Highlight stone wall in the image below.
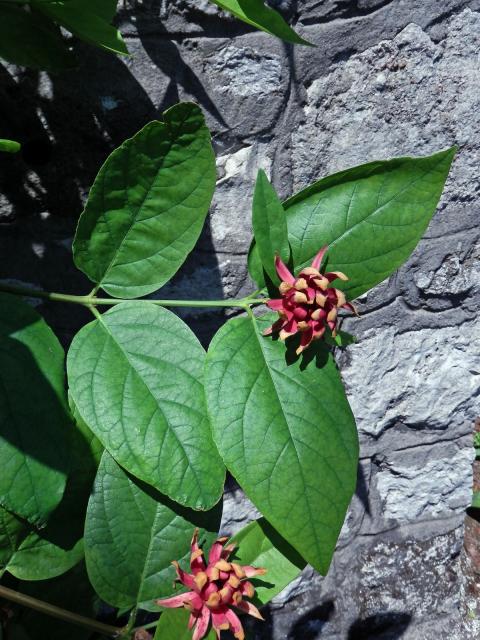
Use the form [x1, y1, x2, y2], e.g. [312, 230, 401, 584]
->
[1, 1, 480, 638]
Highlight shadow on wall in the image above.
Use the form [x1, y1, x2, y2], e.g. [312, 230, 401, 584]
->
[0, 2, 237, 346]
[347, 612, 412, 639]
[288, 600, 335, 638]
[234, 600, 411, 639]
[287, 603, 411, 639]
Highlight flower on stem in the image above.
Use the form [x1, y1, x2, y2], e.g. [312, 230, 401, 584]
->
[264, 246, 357, 355]
[156, 530, 266, 640]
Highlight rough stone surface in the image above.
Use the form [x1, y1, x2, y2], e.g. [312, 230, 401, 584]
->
[1, 1, 479, 638]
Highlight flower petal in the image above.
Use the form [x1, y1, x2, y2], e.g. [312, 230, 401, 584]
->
[243, 566, 267, 578]
[236, 599, 264, 621]
[325, 270, 348, 282]
[208, 536, 229, 565]
[192, 606, 211, 640]
[172, 561, 197, 591]
[266, 298, 284, 311]
[275, 255, 295, 285]
[211, 610, 230, 633]
[190, 530, 206, 574]
[293, 307, 308, 320]
[189, 613, 198, 630]
[225, 608, 245, 640]
[156, 591, 200, 609]
[311, 245, 328, 270]
[296, 327, 314, 355]
[240, 580, 255, 598]
[221, 543, 237, 560]
[342, 302, 359, 316]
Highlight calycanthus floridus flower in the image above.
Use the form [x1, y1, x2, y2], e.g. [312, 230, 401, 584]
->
[264, 246, 357, 354]
[156, 530, 266, 640]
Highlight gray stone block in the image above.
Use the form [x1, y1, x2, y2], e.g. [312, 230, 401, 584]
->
[1, 1, 479, 637]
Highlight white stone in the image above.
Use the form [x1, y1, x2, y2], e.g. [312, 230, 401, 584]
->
[376, 446, 474, 524]
[344, 320, 480, 437]
[205, 44, 282, 98]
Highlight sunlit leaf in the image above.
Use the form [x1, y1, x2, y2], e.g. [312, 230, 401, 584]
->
[249, 149, 456, 299]
[205, 313, 358, 574]
[67, 302, 225, 510]
[154, 609, 216, 640]
[73, 103, 216, 298]
[210, 0, 311, 45]
[0, 140, 21, 154]
[252, 169, 290, 285]
[85, 452, 222, 610]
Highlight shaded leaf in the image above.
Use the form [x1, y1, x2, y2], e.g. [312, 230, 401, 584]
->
[231, 518, 306, 605]
[85, 451, 222, 610]
[34, 0, 128, 56]
[0, 6, 75, 71]
[252, 169, 290, 285]
[205, 313, 358, 574]
[210, 0, 311, 45]
[3, 524, 83, 582]
[67, 302, 225, 510]
[249, 149, 456, 299]
[0, 294, 69, 526]
[0, 508, 26, 569]
[324, 330, 356, 348]
[0, 397, 102, 581]
[73, 103, 216, 298]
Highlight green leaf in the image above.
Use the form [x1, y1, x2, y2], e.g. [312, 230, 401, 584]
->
[467, 491, 480, 523]
[154, 609, 216, 640]
[0, 294, 70, 526]
[73, 103, 216, 299]
[0, 397, 102, 581]
[209, 0, 312, 46]
[324, 330, 356, 348]
[249, 149, 456, 299]
[85, 451, 222, 610]
[470, 491, 480, 510]
[0, 139, 21, 154]
[0, 6, 75, 71]
[231, 518, 306, 605]
[248, 240, 265, 290]
[34, 1, 128, 56]
[63, 0, 118, 22]
[67, 302, 225, 510]
[473, 433, 480, 460]
[205, 313, 358, 574]
[0, 508, 26, 568]
[4, 525, 83, 582]
[252, 170, 290, 285]
[0, 500, 83, 583]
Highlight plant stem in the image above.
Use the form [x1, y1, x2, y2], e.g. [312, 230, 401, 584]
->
[0, 585, 123, 638]
[0, 282, 266, 310]
[119, 607, 138, 639]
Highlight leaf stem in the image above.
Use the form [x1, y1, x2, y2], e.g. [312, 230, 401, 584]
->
[0, 584, 123, 638]
[0, 282, 266, 310]
[119, 607, 138, 639]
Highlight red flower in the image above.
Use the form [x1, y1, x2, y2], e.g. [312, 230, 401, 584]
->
[156, 530, 266, 640]
[264, 246, 356, 354]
